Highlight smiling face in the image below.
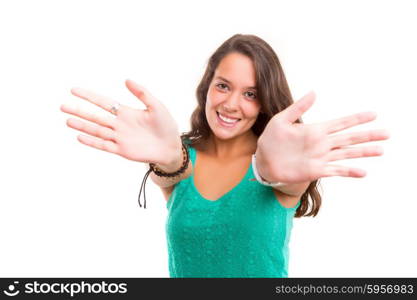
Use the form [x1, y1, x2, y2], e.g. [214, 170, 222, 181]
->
[205, 52, 262, 140]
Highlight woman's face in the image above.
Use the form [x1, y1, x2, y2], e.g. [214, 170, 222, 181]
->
[205, 52, 262, 140]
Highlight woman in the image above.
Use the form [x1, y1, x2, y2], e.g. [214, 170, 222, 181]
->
[61, 34, 390, 277]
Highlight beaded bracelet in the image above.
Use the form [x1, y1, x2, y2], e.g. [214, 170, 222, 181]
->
[149, 142, 190, 177]
[138, 141, 190, 208]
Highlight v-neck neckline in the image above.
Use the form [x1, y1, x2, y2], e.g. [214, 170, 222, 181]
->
[190, 149, 253, 203]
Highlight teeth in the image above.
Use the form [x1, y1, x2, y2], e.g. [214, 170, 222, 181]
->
[218, 112, 239, 123]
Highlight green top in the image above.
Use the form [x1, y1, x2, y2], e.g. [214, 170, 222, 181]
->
[165, 141, 300, 278]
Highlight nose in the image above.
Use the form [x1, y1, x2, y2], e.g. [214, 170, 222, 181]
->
[222, 91, 240, 112]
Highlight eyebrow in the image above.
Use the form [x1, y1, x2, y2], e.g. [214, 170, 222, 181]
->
[215, 76, 257, 90]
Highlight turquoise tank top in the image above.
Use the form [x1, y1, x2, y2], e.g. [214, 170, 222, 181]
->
[165, 141, 300, 278]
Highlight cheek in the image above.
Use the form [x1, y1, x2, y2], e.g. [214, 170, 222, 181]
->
[242, 103, 262, 119]
[206, 89, 224, 108]
[205, 92, 218, 120]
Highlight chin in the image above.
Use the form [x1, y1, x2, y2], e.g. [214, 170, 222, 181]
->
[213, 132, 234, 140]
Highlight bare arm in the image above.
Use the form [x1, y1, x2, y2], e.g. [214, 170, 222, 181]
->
[148, 138, 193, 188]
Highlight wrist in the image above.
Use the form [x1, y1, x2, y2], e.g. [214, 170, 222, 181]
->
[156, 148, 184, 173]
[252, 152, 285, 187]
[254, 147, 275, 182]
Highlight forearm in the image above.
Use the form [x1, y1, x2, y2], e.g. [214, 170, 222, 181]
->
[254, 147, 310, 197]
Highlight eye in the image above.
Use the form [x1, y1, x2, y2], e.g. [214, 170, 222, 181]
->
[245, 91, 257, 99]
[216, 83, 228, 90]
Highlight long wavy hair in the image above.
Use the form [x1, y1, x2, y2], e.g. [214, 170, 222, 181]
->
[181, 34, 322, 217]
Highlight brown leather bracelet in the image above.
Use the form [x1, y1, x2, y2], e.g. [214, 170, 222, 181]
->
[149, 141, 190, 177]
[138, 140, 190, 209]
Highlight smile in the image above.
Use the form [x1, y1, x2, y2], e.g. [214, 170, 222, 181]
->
[216, 111, 241, 128]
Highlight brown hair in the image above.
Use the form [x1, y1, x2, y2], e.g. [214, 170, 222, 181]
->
[181, 34, 322, 217]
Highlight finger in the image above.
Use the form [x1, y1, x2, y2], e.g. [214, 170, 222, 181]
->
[280, 91, 315, 123]
[125, 79, 156, 110]
[322, 164, 367, 178]
[330, 129, 390, 148]
[77, 134, 119, 155]
[60, 104, 116, 129]
[323, 111, 377, 134]
[326, 145, 384, 162]
[66, 118, 116, 141]
[71, 87, 127, 114]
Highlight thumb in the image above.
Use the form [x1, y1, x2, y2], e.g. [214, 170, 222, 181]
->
[125, 79, 155, 110]
[281, 91, 316, 123]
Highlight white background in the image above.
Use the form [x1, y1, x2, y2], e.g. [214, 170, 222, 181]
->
[0, 0, 415, 277]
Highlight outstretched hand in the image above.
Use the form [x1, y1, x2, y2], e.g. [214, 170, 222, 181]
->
[61, 79, 182, 166]
[255, 92, 390, 184]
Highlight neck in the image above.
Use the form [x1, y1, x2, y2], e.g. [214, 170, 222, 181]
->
[205, 130, 258, 160]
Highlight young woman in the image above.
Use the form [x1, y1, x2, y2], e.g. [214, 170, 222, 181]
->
[61, 34, 390, 277]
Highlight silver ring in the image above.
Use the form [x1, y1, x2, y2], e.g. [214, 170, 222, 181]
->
[110, 102, 120, 115]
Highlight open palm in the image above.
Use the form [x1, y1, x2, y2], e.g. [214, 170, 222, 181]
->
[255, 92, 390, 184]
[61, 79, 182, 166]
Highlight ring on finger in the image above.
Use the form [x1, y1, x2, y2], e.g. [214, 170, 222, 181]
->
[110, 102, 121, 115]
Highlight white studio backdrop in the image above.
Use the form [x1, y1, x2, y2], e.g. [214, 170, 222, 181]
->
[0, 0, 415, 277]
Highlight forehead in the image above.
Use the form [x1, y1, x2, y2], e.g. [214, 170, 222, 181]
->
[214, 52, 256, 88]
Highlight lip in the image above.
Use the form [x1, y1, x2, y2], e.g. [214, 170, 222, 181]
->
[217, 111, 241, 120]
[216, 111, 240, 128]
